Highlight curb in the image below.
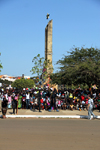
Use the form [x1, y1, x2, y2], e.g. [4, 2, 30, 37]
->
[0, 115, 100, 119]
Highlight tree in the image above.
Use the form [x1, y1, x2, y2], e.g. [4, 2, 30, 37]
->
[30, 54, 53, 85]
[11, 78, 35, 90]
[56, 47, 100, 87]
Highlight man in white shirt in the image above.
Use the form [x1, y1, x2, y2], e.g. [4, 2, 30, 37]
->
[26, 92, 30, 109]
[87, 96, 96, 120]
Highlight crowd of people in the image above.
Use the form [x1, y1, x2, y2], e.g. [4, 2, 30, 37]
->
[0, 84, 100, 119]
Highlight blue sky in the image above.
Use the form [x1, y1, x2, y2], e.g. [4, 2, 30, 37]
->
[0, 0, 100, 77]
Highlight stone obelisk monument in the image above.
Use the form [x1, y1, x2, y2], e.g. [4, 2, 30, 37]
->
[45, 19, 53, 73]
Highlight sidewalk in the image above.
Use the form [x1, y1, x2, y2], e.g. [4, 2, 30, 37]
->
[0, 108, 100, 119]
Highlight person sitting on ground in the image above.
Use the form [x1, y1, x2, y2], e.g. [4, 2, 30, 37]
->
[62, 98, 66, 110]
[79, 101, 82, 111]
[70, 102, 74, 111]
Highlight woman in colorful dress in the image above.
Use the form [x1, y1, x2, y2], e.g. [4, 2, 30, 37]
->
[18, 93, 22, 109]
[8, 93, 12, 109]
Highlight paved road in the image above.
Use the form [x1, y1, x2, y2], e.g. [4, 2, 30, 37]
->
[0, 119, 100, 150]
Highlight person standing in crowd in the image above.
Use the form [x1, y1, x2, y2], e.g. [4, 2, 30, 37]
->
[29, 91, 33, 110]
[4, 91, 8, 101]
[22, 92, 26, 109]
[26, 91, 30, 109]
[2, 96, 8, 118]
[12, 93, 18, 115]
[87, 96, 96, 120]
[38, 89, 41, 112]
[33, 93, 36, 111]
[8, 93, 12, 109]
[18, 92, 22, 109]
[0, 91, 3, 111]
[42, 88, 47, 110]
[97, 93, 100, 112]
[51, 88, 59, 112]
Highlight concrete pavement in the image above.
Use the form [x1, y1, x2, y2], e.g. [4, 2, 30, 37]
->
[0, 108, 100, 119]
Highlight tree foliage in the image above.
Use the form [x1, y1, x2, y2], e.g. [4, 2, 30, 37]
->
[30, 54, 53, 84]
[11, 78, 35, 89]
[31, 54, 44, 77]
[54, 47, 100, 86]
